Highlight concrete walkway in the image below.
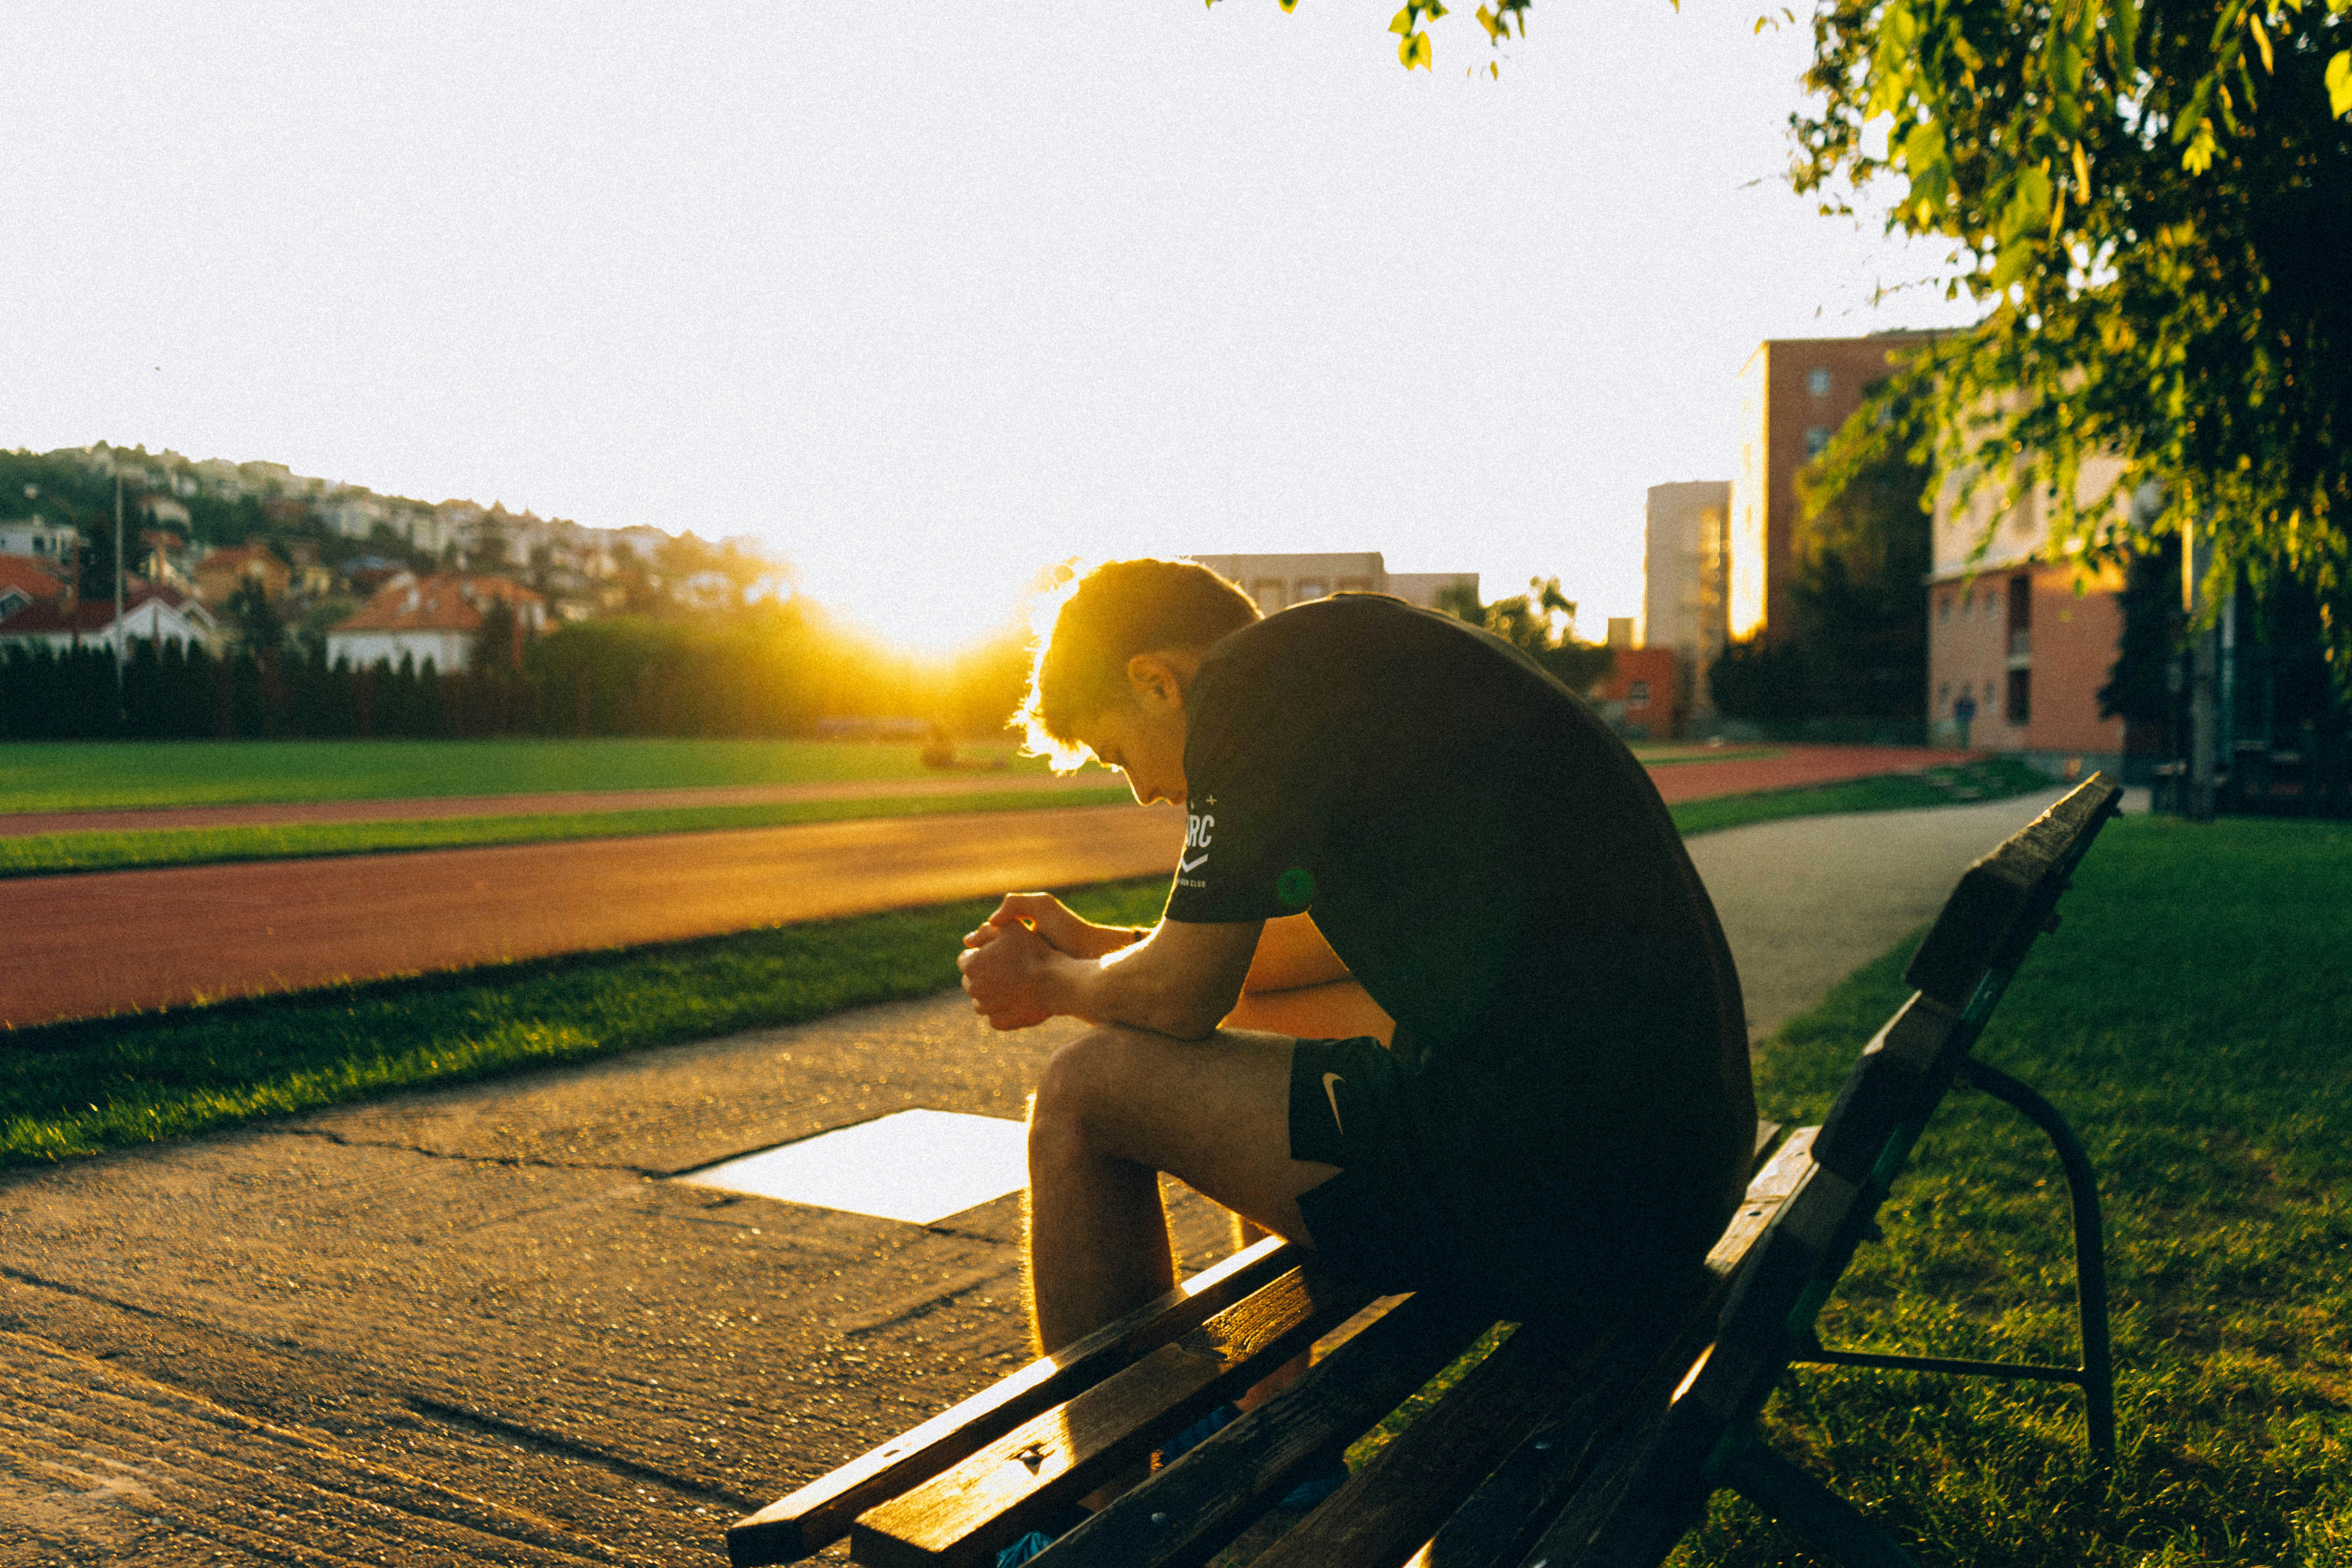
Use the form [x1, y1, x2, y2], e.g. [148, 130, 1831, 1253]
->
[0, 787, 2091, 1566]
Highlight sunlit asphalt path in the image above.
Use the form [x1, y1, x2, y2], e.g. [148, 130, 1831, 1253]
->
[1, 803, 1184, 1027]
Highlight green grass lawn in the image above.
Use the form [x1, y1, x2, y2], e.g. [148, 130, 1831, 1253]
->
[0, 737, 1081, 813]
[1674, 812, 2352, 1566]
[0, 787, 1136, 878]
[0, 754, 2050, 880]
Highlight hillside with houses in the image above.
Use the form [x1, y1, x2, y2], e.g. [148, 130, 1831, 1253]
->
[0, 442, 789, 672]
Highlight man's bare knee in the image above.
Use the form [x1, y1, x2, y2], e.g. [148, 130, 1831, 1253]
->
[1030, 1025, 1154, 1149]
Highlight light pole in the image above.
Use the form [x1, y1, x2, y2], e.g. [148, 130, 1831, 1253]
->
[114, 473, 127, 705]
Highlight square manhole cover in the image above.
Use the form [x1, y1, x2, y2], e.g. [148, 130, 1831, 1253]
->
[675, 1109, 1029, 1224]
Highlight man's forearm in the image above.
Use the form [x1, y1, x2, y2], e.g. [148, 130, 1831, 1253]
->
[1039, 928, 1245, 1040]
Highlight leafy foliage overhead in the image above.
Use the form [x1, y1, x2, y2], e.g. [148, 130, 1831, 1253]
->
[1794, 0, 2350, 666]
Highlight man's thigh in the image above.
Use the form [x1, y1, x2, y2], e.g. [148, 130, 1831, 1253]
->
[1042, 1025, 1341, 1245]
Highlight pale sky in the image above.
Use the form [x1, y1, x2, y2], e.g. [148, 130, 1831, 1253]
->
[2, 2, 1981, 654]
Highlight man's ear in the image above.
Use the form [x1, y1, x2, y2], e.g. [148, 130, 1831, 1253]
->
[1124, 652, 1185, 712]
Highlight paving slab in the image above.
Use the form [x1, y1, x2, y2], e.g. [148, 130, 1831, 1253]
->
[0, 784, 2105, 1564]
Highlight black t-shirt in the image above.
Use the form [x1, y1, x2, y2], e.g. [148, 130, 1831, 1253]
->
[1167, 594, 1749, 1173]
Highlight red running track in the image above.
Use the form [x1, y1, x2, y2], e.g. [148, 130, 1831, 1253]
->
[2, 804, 1185, 1028]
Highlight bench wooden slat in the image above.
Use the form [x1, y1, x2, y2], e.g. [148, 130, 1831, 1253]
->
[726, 1234, 1299, 1566]
[1904, 778, 2120, 1008]
[1028, 1288, 1497, 1568]
[851, 1258, 1374, 1568]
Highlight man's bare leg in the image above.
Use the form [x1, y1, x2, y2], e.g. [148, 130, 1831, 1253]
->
[1217, 979, 1395, 1408]
[1027, 1023, 1340, 1508]
[1025, 1024, 1336, 1354]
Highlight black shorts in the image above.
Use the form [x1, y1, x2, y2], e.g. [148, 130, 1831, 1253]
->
[1285, 1036, 1725, 1327]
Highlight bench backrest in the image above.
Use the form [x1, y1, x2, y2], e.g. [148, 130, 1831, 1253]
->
[1567, 775, 2123, 1562]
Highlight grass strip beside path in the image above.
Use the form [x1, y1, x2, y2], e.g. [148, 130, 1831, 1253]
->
[1679, 812, 2352, 1566]
[4, 757, 2049, 879]
[1667, 755, 2052, 837]
[0, 787, 1137, 878]
[0, 879, 1174, 1167]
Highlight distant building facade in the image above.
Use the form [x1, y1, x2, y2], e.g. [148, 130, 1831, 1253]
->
[326, 572, 546, 673]
[1590, 646, 1681, 740]
[1640, 480, 1731, 722]
[0, 519, 81, 569]
[1187, 553, 1477, 614]
[1729, 333, 1934, 643]
[193, 544, 292, 605]
[1926, 456, 2131, 775]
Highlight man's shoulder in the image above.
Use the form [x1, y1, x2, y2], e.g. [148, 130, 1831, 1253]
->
[1203, 593, 1465, 675]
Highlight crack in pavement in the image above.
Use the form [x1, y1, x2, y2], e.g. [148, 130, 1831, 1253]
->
[403, 1397, 759, 1512]
[0, 1263, 370, 1383]
[270, 1124, 659, 1176]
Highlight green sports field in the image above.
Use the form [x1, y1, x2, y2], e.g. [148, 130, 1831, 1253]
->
[0, 737, 1082, 813]
[0, 737, 1739, 817]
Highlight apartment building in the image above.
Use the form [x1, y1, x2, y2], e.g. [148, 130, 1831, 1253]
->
[1926, 458, 2131, 774]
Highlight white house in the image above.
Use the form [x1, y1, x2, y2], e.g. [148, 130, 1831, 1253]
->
[0, 584, 218, 654]
[0, 519, 81, 568]
[325, 572, 547, 673]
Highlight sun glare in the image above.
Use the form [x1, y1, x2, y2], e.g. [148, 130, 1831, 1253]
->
[801, 559, 1036, 659]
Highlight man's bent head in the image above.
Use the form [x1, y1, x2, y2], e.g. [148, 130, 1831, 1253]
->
[1020, 559, 1260, 778]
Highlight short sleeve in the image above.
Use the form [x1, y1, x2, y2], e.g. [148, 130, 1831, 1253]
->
[1163, 649, 1323, 925]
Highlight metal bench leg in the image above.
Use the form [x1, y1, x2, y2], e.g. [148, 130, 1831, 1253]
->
[1720, 1441, 1919, 1568]
[1955, 1057, 2117, 1464]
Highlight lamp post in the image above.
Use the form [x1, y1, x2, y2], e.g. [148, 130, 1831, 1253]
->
[114, 473, 127, 706]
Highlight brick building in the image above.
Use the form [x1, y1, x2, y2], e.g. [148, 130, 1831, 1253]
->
[1728, 333, 1935, 643]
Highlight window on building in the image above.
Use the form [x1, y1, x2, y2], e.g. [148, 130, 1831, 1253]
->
[1628, 680, 1650, 707]
[1807, 367, 1831, 397]
[1294, 578, 1330, 603]
[1250, 579, 1286, 612]
[2008, 573, 2032, 632]
[1937, 681, 1950, 704]
[1804, 426, 1832, 457]
[2006, 667, 2031, 725]
[1937, 594, 1951, 623]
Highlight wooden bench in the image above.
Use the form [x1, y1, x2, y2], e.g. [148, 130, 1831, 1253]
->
[728, 776, 2124, 1568]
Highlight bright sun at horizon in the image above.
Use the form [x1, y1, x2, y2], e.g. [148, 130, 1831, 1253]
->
[793, 553, 1043, 661]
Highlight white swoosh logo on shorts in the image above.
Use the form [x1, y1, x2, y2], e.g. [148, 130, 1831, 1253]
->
[1178, 852, 1208, 873]
[1321, 1073, 1345, 1135]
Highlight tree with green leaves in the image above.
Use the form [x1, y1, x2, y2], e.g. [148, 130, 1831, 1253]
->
[224, 579, 286, 660]
[1788, 0, 2350, 673]
[1435, 575, 1616, 692]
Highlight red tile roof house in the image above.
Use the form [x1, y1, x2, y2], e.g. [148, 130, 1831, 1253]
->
[324, 572, 547, 673]
[0, 579, 219, 654]
[0, 557, 70, 623]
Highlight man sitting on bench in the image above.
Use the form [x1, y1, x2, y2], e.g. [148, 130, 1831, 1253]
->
[955, 559, 1755, 1552]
